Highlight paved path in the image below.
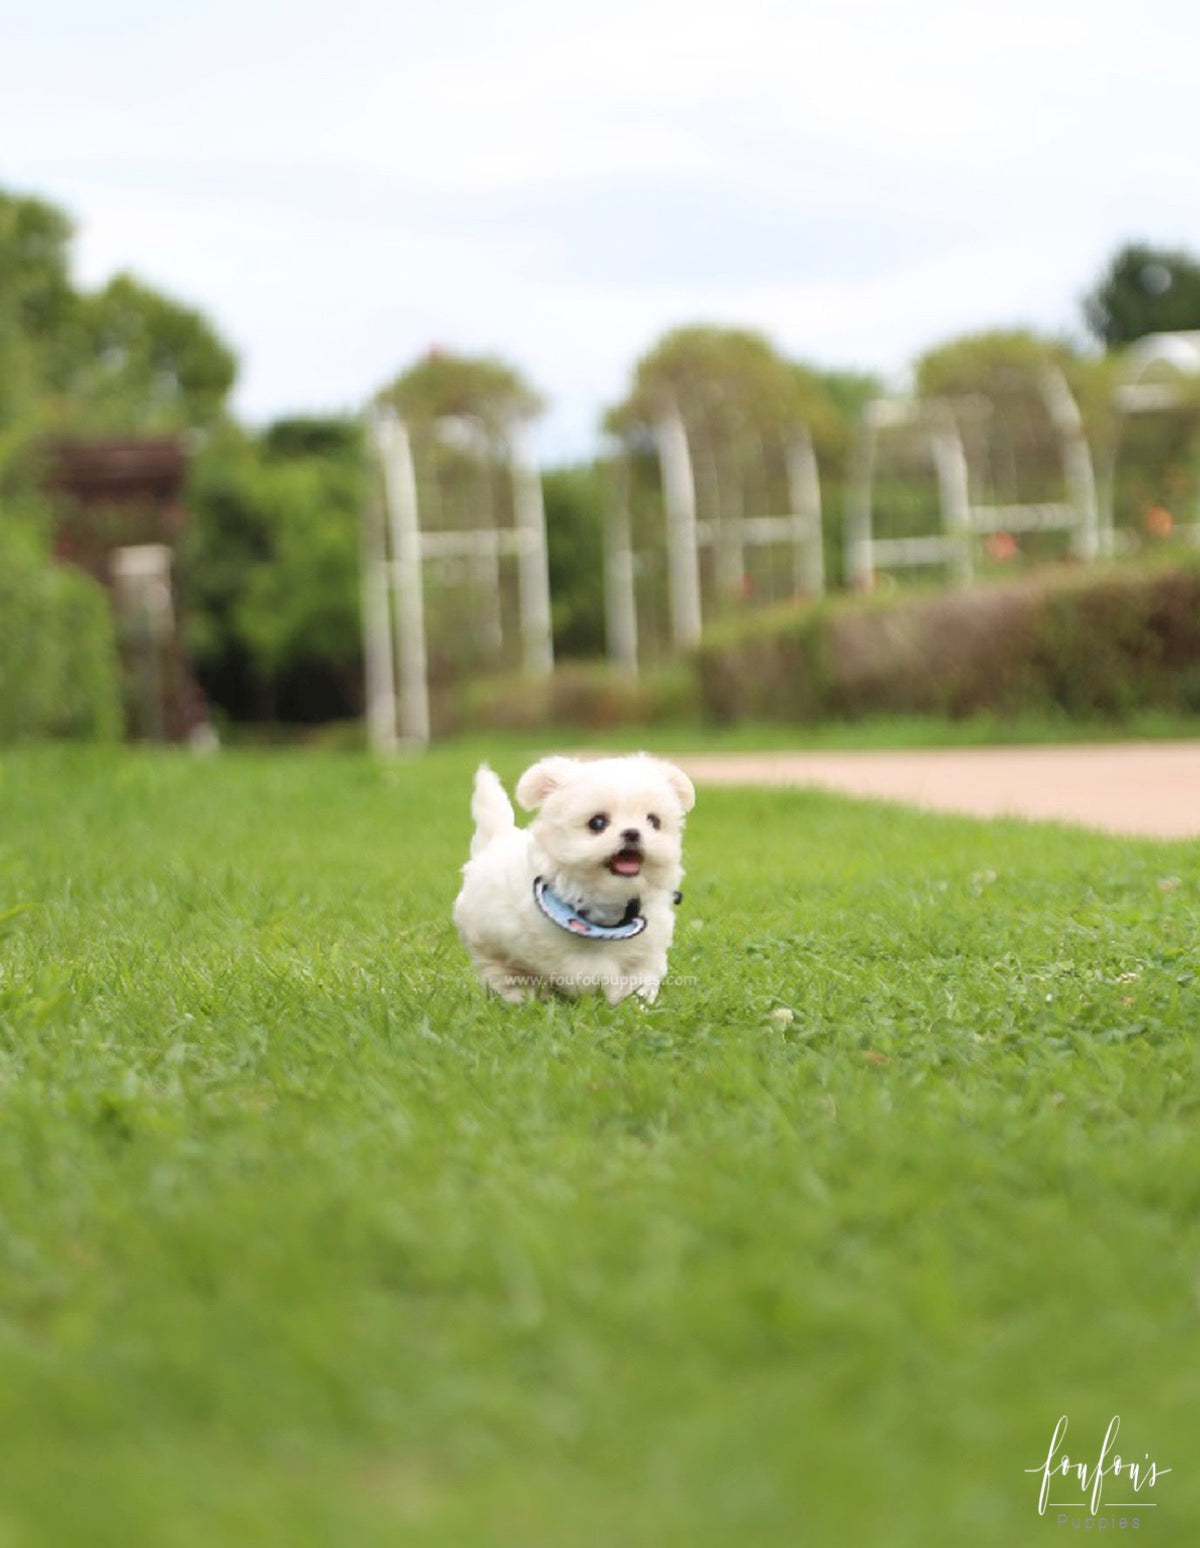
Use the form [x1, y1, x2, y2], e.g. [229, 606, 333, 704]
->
[678, 741, 1200, 840]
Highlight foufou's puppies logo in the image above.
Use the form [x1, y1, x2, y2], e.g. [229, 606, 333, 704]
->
[1025, 1415, 1170, 1525]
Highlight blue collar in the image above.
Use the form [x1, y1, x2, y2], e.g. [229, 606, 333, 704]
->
[533, 876, 648, 941]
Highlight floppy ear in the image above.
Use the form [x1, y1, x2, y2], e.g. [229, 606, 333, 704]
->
[515, 756, 580, 811]
[662, 761, 695, 813]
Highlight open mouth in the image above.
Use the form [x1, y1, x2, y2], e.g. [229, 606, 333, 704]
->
[606, 846, 643, 878]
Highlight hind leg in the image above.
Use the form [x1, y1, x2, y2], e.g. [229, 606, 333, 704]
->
[471, 951, 537, 1004]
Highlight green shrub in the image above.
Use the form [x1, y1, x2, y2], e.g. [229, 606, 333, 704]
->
[697, 602, 829, 724]
[1032, 565, 1200, 716]
[824, 582, 1044, 719]
[0, 521, 122, 742]
[453, 660, 700, 735]
[696, 560, 1200, 725]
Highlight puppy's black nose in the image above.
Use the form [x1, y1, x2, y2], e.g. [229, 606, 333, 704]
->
[621, 827, 641, 845]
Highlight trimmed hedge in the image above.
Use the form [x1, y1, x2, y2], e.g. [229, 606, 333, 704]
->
[0, 525, 122, 743]
[452, 660, 700, 736]
[696, 561, 1200, 724]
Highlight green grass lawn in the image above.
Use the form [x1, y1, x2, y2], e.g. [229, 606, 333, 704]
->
[1, 743, 1198, 1546]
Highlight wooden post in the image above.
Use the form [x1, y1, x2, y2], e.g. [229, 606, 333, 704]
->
[846, 418, 876, 591]
[1043, 366, 1100, 561]
[360, 434, 397, 753]
[655, 406, 702, 648]
[786, 428, 824, 597]
[510, 426, 554, 677]
[605, 452, 639, 675]
[472, 447, 504, 657]
[376, 408, 430, 748]
[932, 423, 973, 585]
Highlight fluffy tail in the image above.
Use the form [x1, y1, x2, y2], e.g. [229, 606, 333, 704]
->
[469, 763, 516, 858]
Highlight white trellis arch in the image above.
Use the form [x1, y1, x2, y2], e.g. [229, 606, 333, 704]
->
[1104, 330, 1200, 553]
[845, 398, 973, 591]
[362, 405, 553, 750]
[847, 368, 1099, 589]
[605, 403, 825, 673]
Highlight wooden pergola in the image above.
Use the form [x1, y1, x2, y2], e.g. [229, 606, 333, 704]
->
[43, 435, 211, 743]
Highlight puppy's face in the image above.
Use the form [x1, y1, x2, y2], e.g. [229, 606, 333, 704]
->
[516, 754, 694, 900]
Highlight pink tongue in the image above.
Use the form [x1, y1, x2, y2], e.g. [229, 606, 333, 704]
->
[612, 854, 641, 876]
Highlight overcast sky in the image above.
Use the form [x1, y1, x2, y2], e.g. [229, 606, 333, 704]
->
[4, 0, 1197, 461]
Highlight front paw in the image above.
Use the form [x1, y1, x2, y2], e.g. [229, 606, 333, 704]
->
[602, 975, 660, 1005]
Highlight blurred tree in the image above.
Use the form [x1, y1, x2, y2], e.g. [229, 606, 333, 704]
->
[916, 331, 1051, 501]
[184, 419, 365, 723]
[542, 462, 607, 657]
[61, 273, 236, 433]
[911, 330, 1109, 557]
[2, 187, 244, 735]
[815, 367, 883, 422]
[0, 190, 74, 323]
[261, 416, 361, 460]
[792, 363, 878, 477]
[0, 190, 75, 462]
[607, 326, 855, 487]
[377, 350, 542, 440]
[915, 328, 1117, 449]
[914, 328, 1075, 397]
[1082, 242, 1200, 348]
[608, 326, 810, 444]
[0, 190, 75, 342]
[606, 326, 849, 618]
[1, 189, 237, 441]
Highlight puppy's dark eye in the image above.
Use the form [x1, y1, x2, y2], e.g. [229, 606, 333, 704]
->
[587, 814, 609, 833]
[647, 813, 661, 831]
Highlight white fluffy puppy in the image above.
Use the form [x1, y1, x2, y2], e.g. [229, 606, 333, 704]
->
[453, 753, 695, 1004]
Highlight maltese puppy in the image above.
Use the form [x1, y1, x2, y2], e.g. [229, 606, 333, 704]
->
[453, 753, 696, 1003]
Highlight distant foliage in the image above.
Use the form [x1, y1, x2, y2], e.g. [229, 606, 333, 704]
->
[697, 561, 1200, 724]
[542, 463, 608, 658]
[608, 325, 852, 474]
[0, 189, 237, 442]
[1083, 242, 1200, 348]
[0, 185, 240, 736]
[61, 273, 236, 434]
[0, 517, 122, 742]
[915, 328, 1075, 395]
[184, 420, 366, 722]
[605, 326, 859, 633]
[377, 351, 543, 435]
[10, 178, 1200, 733]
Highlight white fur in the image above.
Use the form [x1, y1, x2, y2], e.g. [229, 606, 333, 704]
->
[453, 754, 695, 1004]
